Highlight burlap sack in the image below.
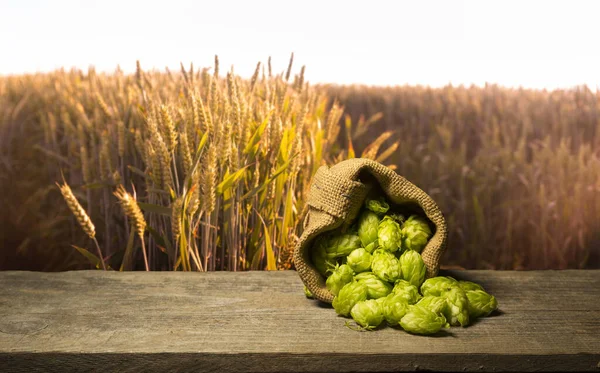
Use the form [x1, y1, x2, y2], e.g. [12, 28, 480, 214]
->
[293, 158, 447, 303]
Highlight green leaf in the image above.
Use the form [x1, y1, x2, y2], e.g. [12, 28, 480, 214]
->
[82, 182, 112, 190]
[241, 154, 296, 201]
[264, 226, 277, 271]
[255, 212, 277, 271]
[73, 245, 109, 270]
[33, 145, 73, 166]
[127, 165, 148, 178]
[146, 188, 171, 196]
[217, 166, 249, 194]
[278, 126, 295, 163]
[120, 228, 136, 271]
[244, 114, 270, 156]
[138, 202, 172, 216]
[196, 132, 209, 156]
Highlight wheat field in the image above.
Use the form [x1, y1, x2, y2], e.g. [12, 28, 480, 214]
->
[0, 57, 395, 271]
[0, 58, 598, 271]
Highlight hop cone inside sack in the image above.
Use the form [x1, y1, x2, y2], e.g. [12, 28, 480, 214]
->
[401, 216, 432, 253]
[377, 216, 403, 253]
[326, 264, 355, 296]
[347, 248, 372, 273]
[371, 249, 401, 282]
[357, 210, 380, 249]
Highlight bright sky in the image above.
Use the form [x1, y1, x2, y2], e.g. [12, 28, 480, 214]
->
[1, 0, 599, 89]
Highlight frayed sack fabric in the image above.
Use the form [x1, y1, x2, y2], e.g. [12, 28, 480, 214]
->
[294, 158, 448, 303]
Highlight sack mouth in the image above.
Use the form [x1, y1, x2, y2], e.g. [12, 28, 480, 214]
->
[356, 172, 437, 236]
[308, 184, 437, 279]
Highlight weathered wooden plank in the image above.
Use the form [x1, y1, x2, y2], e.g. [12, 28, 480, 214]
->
[0, 270, 598, 372]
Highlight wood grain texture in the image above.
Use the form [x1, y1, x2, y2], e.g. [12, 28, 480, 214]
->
[0, 270, 598, 372]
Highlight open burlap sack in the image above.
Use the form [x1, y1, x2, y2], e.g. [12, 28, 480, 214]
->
[294, 158, 447, 303]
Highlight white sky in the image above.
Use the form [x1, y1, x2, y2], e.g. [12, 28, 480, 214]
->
[1, 0, 599, 89]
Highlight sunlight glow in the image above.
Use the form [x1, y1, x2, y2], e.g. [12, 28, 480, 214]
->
[0, 0, 598, 89]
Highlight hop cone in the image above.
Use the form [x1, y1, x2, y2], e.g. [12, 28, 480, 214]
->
[371, 249, 401, 282]
[416, 295, 447, 315]
[442, 287, 470, 327]
[466, 290, 498, 318]
[421, 276, 458, 297]
[350, 299, 384, 329]
[304, 286, 314, 299]
[358, 210, 380, 248]
[458, 280, 485, 292]
[354, 272, 392, 299]
[365, 197, 389, 215]
[378, 216, 402, 253]
[382, 293, 410, 325]
[392, 279, 422, 304]
[399, 250, 426, 288]
[333, 281, 368, 317]
[311, 243, 333, 276]
[347, 248, 372, 273]
[400, 305, 449, 335]
[326, 264, 355, 296]
[400, 215, 432, 253]
[323, 233, 362, 257]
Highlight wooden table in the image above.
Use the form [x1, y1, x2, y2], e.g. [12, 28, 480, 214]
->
[0, 270, 598, 372]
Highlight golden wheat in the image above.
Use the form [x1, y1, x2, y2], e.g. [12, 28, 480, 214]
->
[57, 182, 95, 239]
[113, 185, 146, 239]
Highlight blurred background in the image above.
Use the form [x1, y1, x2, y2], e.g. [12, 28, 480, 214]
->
[1, 0, 599, 271]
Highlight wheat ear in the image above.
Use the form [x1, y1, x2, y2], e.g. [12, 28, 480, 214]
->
[114, 185, 149, 271]
[57, 181, 106, 270]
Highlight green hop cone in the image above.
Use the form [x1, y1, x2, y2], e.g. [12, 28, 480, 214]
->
[466, 290, 498, 318]
[400, 215, 432, 253]
[420, 276, 458, 296]
[332, 281, 368, 317]
[324, 233, 362, 257]
[392, 279, 422, 304]
[304, 286, 314, 299]
[365, 197, 389, 215]
[347, 248, 372, 273]
[458, 280, 485, 292]
[382, 293, 410, 325]
[364, 242, 376, 254]
[350, 299, 384, 330]
[400, 305, 449, 335]
[310, 243, 333, 276]
[399, 250, 426, 288]
[442, 287, 470, 327]
[326, 264, 355, 296]
[371, 249, 401, 282]
[354, 272, 393, 299]
[378, 216, 403, 253]
[416, 295, 447, 315]
[358, 210, 380, 248]
[312, 233, 362, 269]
